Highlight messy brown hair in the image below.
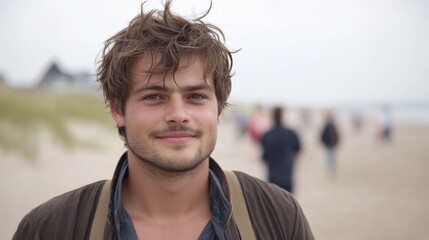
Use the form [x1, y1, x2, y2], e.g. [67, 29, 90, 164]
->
[97, 0, 234, 114]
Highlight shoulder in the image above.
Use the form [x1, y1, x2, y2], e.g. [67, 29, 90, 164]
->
[13, 180, 106, 240]
[234, 171, 296, 210]
[233, 171, 314, 239]
[285, 127, 299, 135]
[261, 127, 281, 142]
[31, 180, 106, 219]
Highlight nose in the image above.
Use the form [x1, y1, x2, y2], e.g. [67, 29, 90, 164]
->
[164, 96, 189, 124]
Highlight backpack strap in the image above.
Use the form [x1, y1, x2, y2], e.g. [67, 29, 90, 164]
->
[89, 180, 111, 240]
[224, 171, 256, 240]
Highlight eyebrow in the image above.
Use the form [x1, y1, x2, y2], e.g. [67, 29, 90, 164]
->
[132, 83, 215, 95]
[181, 84, 215, 93]
[132, 85, 165, 95]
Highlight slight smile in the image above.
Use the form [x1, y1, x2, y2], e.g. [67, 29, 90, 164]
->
[156, 132, 196, 144]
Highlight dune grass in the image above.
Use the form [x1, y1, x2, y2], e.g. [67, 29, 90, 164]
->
[0, 88, 113, 160]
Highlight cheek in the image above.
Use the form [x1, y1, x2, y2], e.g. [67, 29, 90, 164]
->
[199, 109, 219, 124]
[127, 104, 151, 121]
[127, 113, 151, 128]
[205, 115, 219, 134]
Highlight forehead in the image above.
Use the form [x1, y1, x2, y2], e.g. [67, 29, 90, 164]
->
[131, 54, 212, 86]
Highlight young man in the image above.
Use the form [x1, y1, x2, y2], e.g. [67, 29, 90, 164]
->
[13, 1, 314, 239]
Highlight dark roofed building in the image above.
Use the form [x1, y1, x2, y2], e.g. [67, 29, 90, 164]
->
[37, 61, 98, 95]
[38, 62, 72, 88]
[0, 74, 8, 88]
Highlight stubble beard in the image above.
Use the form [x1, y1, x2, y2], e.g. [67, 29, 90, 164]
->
[125, 127, 217, 178]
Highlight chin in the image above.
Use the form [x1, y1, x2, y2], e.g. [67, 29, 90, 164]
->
[157, 157, 206, 173]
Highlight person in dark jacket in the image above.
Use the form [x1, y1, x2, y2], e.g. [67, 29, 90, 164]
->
[260, 106, 301, 193]
[13, 1, 314, 239]
[320, 110, 340, 176]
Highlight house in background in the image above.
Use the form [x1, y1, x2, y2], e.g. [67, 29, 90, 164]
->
[0, 74, 9, 89]
[36, 61, 99, 95]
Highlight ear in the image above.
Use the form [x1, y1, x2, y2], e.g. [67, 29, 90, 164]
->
[109, 100, 125, 127]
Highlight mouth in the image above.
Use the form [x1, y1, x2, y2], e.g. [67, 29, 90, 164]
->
[156, 131, 197, 144]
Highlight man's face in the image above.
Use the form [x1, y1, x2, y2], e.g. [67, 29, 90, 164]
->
[111, 57, 219, 173]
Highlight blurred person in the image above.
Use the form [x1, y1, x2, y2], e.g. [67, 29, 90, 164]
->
[260, 106, 301, 193]
[300, 108, 312, 128]
[378, 105, 393, 143]
[320, 110, 340, 176]
[247, 104, 270, 143]
[13, 1, 314, 239]
[233, 109, 248, 138]
[351, 110, 364, 133]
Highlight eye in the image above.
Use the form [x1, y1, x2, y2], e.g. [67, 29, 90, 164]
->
[189, 94, 207, 101]
[143, 94, 162, 101]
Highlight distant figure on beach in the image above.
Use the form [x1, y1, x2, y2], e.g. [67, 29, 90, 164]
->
[300, 107, 312, 128]
[320, 110, 340, 176]
[247, 104, 270, 143]
[260, 106, 301, 193]
[233, 109, 248, 138]
[379, 105, 393, 143]
[352, 110, 364, 133]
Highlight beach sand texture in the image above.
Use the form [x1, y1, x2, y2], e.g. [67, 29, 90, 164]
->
[1, 115, 428, 239]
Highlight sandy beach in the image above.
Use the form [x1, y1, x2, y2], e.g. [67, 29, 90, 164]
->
[1, 112, 429, 239]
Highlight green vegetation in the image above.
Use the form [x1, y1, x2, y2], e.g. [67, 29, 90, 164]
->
[0, 89, 113, 160]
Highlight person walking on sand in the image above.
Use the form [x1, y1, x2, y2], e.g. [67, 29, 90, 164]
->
[378, 105, 393, 143]
[247, 104, 270, 143]
[320, 110, 340, 176]
[260, 106, 301, 193]
[13, 1, 314, 239]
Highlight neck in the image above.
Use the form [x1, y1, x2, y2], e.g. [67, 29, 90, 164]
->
[121, 155, 211, 221]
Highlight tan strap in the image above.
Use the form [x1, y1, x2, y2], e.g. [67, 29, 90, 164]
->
[89, 180, 111, 240]
[224, 171, 256, 240]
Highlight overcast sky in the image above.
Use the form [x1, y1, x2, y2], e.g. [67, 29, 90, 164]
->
[1, 0, 428, 106]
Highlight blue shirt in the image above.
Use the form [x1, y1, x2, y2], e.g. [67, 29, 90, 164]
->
[112, 158, 230, 240]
